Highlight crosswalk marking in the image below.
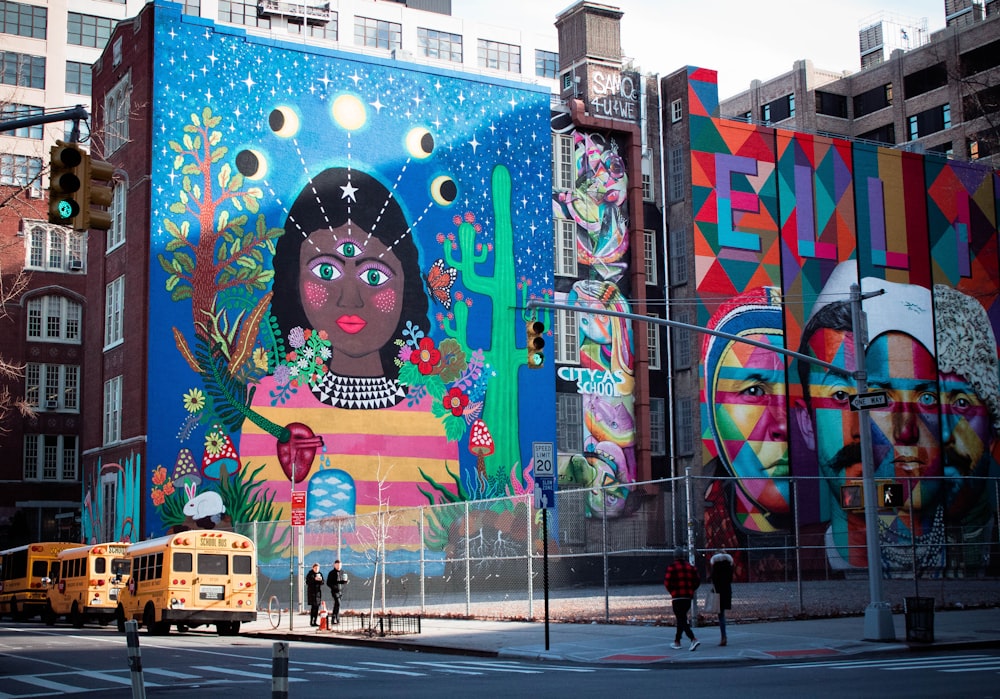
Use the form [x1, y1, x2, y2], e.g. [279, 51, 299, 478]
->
[772, 654, 999, 672]
[192, 666, 307, 682]
[356, 661, 427, 676]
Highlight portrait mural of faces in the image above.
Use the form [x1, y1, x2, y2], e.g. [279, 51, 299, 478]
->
[688, 67, 1000, 581]
[552, 123, 637, 518]
[134, 7, 556, 566]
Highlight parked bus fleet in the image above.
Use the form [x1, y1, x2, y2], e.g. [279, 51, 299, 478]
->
[0, 530, 257, 635]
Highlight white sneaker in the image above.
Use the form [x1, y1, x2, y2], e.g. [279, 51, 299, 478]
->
[690, 640, 701, 651]
[670, 642, 682, 650]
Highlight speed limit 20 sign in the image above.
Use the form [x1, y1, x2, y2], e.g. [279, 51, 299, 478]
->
[532, 442, 554, 477]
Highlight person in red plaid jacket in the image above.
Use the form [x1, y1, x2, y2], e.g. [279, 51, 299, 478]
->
[664, 547, 701, 651]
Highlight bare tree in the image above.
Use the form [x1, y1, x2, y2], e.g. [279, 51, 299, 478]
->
[357, 458, 399, 625]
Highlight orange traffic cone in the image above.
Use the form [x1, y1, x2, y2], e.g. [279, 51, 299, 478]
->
[318, 601, 328, 631]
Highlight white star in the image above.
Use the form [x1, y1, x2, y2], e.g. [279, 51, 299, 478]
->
[243, 73, 256, 91]
[413, 94, 422, 108]
[340, 182, 358, 202]
[370, 97, 384, 112]
[318, 73, 332, 89]
[457, 92, 465, 104]
[350, 71, 361, 85]
[469, 135, 480, 153]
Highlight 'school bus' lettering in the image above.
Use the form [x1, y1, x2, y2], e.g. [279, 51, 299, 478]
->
[118, 530, 257, 636]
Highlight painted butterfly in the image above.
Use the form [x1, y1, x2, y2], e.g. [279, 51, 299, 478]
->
[425, 258, 456, 310]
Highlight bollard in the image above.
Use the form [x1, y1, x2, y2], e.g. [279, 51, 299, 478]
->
[124, 620, 146, 699]
[272, 641, 289, 699]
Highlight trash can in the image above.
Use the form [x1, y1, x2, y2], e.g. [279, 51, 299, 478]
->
[904, 596, 934, 643]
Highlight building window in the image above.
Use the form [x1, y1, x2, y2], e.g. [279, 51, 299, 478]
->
[23, 435, 78, 481]
[218, 0, 269, 27]
[647, 314, 661, 370]
[178, 0, 200, 15]
[908, 103, 951, 141]
[672, 307, 692, 369]
[26, 222, 85, 272]
[105, 276, 124, 348]
[815, 91, 848, 118]
[761, 94, 794, 123]
[108, 181, 126, 251]
[0, 154, 42, 194]
[417, 27, 462, 62]
[555, 308, 579, 364]
[739, 111, 751, 122]
[27, 295, 82, 343]
[65, 61, 93, 96]
[67, 12, 115, 49]
[0, 50, 45, 88]
[669, 229, 688, 285]
[642, 172, 653, 200]
[853, 83, 892, 117]
[552, 133, 574, 189]
[670, 98, 683, 122]
[556, 393, 583, 453]
[62, 118, 90, 144]
[477, 38, 520, 73]
[668, 145, 685, 203]
[675, 397, 694, 455]
[25, 363, 80, 412]
[1, 104, 43, 139]
[649, 397, 665, 456]
[555, 218, 577, 277]
[535, 49, 558, 78]
[858, 123, 896, 145]
[643, 229, 657, 285]
[104, 73, 131, 154]
[355, 16, 401, 51]
[103, 376, 122, 445]
[0, 0, 46, 38]
[288, 14, 337, 40]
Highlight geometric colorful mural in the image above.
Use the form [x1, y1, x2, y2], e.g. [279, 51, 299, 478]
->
[85, 5, 557, 568]
[688, 66, 1000, 580]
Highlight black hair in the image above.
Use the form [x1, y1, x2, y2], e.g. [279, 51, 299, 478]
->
[271, 167, 429, 378]
[796, 300, 854, 406]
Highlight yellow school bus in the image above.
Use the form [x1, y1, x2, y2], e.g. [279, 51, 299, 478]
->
[117, 530, 257, 635]
[43, 542, 131, 628]
[0, 542, 77, 621]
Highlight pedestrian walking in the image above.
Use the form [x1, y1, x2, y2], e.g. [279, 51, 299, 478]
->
[326, 559, 348, 624]
[710, 549, 734, 646]
[664, 546, 701, 651]
[306, 562, 324, 626]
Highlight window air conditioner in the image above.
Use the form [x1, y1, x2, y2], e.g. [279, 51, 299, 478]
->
[45, 400, 59, 410]
[68, 260, 84, 271]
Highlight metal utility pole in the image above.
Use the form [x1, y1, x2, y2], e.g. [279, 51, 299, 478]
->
[851, 284, 894, 641]
[0, 104, 88, 140]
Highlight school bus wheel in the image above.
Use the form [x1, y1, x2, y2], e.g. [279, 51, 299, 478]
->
[42, 601, 56, 626]
[115, 604, 126, 633]
[70, 602, 84, 629]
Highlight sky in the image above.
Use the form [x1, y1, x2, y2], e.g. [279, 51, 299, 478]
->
[456, 0, 949, 97]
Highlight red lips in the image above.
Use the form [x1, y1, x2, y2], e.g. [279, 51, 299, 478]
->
[337, 315, 366, 334]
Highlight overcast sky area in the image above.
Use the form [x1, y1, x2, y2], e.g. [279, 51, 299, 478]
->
[457, 0, 949, 97]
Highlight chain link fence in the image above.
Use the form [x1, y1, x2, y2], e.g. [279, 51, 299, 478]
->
[240, 474, 1000, 625]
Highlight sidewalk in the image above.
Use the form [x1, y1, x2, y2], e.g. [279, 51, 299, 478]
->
[241, 606, 1000, 665]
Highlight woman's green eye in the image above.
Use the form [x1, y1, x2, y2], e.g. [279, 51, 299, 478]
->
[361, 267, 390, 287]
[336, 241, 361, 258]
[310, 262, 340, 281]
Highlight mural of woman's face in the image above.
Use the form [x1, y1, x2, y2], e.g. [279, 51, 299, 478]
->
[299, 224, 404, 376]
[713, 332, 790, 513]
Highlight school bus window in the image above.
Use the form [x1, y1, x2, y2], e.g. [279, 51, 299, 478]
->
[174, 552, 193, 573]
[95, 557, 106, 575]
[234, 555, 252, 575]
[32, 560, 47, 577]
[112, 559, 129, 577]
[198, 554, 227, 575]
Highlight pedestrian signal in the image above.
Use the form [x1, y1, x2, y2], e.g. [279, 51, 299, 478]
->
[86, 156, 115, 231]
[526, 320, 545, 369]
[878, 482, 905, 508]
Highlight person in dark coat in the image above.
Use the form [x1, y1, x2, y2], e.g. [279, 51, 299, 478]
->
[663, 547, 701, 651]
[326, 559, 348, 624]
[710, 549, 734, 646]
[306, 562, 324, 626]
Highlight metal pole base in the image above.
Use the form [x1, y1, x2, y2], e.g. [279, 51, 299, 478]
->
[863, 602, 896, 641]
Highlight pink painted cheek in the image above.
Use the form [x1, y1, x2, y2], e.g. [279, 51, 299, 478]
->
[303, 281, 328, 309]
[373, 288, 397, 313]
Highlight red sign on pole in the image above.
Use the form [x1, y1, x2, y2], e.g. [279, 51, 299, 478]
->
[291, 491, 306, 526]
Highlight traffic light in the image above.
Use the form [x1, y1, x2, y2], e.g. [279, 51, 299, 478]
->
[85, 155, 114, 231]
[526, 319, 545, 369]
[48, 141, 85, 229]
[878, 482, 905, 508]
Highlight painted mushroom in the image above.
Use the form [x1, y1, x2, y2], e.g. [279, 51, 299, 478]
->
[170, 448, 201, 490]
[469, 419, 495, 480]
[201, 426, 242, 480]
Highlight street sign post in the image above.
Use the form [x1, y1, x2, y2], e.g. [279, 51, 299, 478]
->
[290, 491, 306, 526]
[849, 391, 888, 411]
